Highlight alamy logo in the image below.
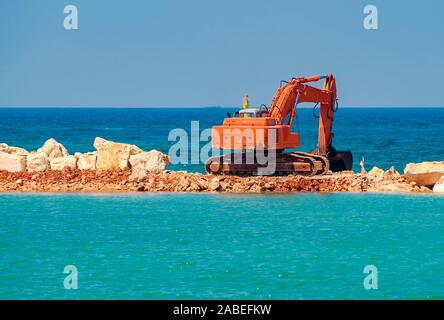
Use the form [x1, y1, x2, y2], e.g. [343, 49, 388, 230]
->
[64, 5, 78, 30]
[64, 265, 78, 290]
[363, 5, 379, 30]
[363, 264, 378, 290]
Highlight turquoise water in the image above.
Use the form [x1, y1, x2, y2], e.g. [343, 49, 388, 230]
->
[1, 193, 444, 300]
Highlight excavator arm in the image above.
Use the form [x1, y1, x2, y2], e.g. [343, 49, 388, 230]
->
[268, 75, 337, 156]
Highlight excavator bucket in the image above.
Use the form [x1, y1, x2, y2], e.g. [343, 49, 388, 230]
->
[329, 150, 353, 172]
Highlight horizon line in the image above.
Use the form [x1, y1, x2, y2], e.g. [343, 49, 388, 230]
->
[0, 106, 444, 109]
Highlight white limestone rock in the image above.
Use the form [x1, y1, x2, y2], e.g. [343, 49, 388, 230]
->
[128, 166, 148, 182]
[129, 150, 170, 172]
[0, 152, 27, 172]
[37, 138, 69, 159]
[94, 137, 142, 170]
[367, 166, 384, 181]
[433, 176, 444, 193]
[208, 177, 221, 191]
[75, 152, 97, 170]
[50, 155, 77, 170]
[0, 143, 29, 155]
[27, 152, 50, 172]
[404, 161, 444, 186]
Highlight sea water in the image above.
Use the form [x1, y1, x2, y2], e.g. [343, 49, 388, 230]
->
[1, 193, 444, 299]
[0, 108, 444, 299]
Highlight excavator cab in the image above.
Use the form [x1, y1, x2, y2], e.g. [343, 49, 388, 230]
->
[237, 108, 268, 118]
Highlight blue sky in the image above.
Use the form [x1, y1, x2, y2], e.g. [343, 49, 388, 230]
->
[0, 0, 442, 107]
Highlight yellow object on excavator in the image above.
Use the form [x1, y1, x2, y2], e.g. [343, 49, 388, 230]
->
[243, 94, 249, 109]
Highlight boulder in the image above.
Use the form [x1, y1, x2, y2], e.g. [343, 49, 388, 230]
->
[129, 166, 148, 182]
[433, 176, 444, 193]
[75, 152, 97, 170]
[38, 138, 69, 159]
[0, 143, 29, 155]
[384, 166, 401, 179]
[94, 137, 142, 170]
[129, 150, 170, 172]
[178, 176, 191, 190]
[208, 177, 221, 191]
[50, 155, 77, 170]
[27, 152, 50, 172]
[404, 161, 444, 186]
[0, 152, 27, 172]
[232, 182, 243, 192]
[367, 166, 384, 181]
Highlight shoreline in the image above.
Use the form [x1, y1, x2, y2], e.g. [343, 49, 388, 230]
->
[0, 190, 441, 196]
[0, 168, 434, 194]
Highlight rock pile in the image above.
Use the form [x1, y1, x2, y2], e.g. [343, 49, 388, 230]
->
[365, 166, 429, 193]
[1, 138, 444, 194]
[0, 167, 431, 194]
[0, 138, 169, 176]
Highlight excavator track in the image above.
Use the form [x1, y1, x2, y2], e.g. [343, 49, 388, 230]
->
[292, 151, 330, 175]
[205, 151, 329, 176]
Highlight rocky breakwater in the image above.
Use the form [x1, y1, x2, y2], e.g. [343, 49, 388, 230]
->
[1, 138, 444, 194]
[0, 137, 170, 192]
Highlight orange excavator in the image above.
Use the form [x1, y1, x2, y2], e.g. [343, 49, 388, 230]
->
[205, 74, 353, 176]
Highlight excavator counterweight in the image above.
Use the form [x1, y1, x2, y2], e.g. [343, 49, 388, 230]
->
[205, 74, 353, 176]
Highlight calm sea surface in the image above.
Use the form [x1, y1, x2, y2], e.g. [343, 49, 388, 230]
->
[0, 108, 443, 299]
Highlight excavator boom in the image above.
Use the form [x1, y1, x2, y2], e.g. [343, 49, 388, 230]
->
[268, 74, 336, 156]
